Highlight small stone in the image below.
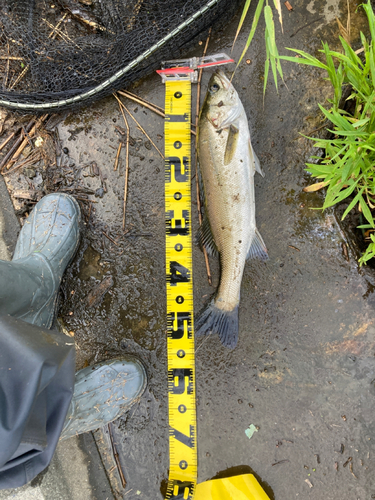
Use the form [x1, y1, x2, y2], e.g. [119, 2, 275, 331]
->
[246, 59, 251, 64]
[144, 140, 152, 150]
[62, 147, 69, 154]
[95, 187, 104, 198]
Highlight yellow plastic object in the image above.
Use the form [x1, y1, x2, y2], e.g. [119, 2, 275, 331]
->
[195, 474, 270, 500]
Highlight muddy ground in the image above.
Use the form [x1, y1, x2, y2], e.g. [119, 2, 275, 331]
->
[1, 0, 375, 499]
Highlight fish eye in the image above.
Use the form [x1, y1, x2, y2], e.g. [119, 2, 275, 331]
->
[210, 83, 220, 93]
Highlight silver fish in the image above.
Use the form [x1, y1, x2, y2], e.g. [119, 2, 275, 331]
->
[195, 69, 268, 348]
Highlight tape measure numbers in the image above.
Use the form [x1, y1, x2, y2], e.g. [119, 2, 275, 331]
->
[164, 80, 197, 500]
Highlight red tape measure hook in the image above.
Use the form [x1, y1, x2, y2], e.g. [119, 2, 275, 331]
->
[157, 53, 234, 83]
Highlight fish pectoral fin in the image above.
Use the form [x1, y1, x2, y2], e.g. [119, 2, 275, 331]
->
[197, 215, 218, 256]
[247, 228, 268, 261]
[248, 139, 264, 177]
[224, 124, 240, 165]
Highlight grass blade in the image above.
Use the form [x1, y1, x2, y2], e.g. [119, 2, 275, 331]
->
[263, 49, 270, 97]
[236, 0, 265, 69]
[273, 0, 283, 33]
[341, 187, 365, 220]
[264, 5, 284, 91]
[360, 194, 375, 227]
[232, 0, 252, 51]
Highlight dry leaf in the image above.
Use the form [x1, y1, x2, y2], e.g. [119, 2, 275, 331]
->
[303, 181, 329, 192]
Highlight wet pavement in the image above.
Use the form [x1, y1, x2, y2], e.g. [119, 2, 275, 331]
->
[36, 0, 375, 498]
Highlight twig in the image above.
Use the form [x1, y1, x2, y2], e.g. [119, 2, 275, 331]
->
[108, 424, 126, 488]
[306, 121, 329, 136]
[113, 94, 130, 230]
[48, 13, 68, 38]
[117, 90, 165, 118]
[195, 29, 212, 286]
[42, 18, 81, 49]
[0, 120, 35, 172]
[22, 126, 34, 150]
[115, 95, 164, 159]
[2, 150, 41, 176]
[102, 231, 119, 246]
[12, 114, 48, 162]
[119, 90, 165, 113]
[272, 459, 290, 466]
[9, 64, 29, 90]
[290, 17, 323, 37]
[114, 142, 122, 171]
[0, 131, 16, 152]
[117, 90, 196, 135]
[123, 133, 130, 230]
[0, 56, 24, 61]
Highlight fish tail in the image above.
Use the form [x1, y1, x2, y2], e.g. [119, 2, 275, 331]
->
[195, 300, 239, 349]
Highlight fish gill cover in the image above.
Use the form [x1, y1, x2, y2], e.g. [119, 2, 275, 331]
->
[0, 0, 243, 112]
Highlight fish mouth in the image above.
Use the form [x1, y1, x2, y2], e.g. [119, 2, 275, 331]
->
[214, 69, 231, 90]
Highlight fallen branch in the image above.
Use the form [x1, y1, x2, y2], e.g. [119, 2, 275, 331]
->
[108, 424, 126, 488]
[113, 94, 131, 230]
[195, 29, 212, 286]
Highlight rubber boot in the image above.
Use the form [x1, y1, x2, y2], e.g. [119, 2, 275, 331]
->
[60, 356, 147, 440]
[0, 193, 80, 328]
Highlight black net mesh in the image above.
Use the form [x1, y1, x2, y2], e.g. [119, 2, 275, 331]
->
[0, 0, 242, 112]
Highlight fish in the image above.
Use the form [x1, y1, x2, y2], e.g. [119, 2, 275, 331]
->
[195, 69, 268, 349]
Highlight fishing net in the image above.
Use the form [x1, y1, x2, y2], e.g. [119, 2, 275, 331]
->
[0, 0, 242, 113]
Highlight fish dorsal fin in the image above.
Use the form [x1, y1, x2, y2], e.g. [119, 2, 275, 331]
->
[247, 228, 268, 261]
[197, 214, 218, 256]
[224, 124, 239, 165]
[248, 139, 264, 177]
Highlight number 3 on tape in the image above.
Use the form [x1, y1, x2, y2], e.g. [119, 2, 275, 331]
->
[164, 80, 197, 500]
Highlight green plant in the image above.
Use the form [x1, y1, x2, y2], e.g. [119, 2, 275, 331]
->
[232, 0, 284, 93]
[278, 0, 375, 265]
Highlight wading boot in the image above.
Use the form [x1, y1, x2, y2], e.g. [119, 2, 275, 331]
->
[0, 193, 80, 328]
[60, 356, 147, 440]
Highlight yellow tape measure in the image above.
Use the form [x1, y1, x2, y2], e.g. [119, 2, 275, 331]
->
[164, 80, 197, 500]
[161, 57, 271, 500]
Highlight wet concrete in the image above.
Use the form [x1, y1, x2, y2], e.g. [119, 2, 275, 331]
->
[53, 1, 375, 498]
